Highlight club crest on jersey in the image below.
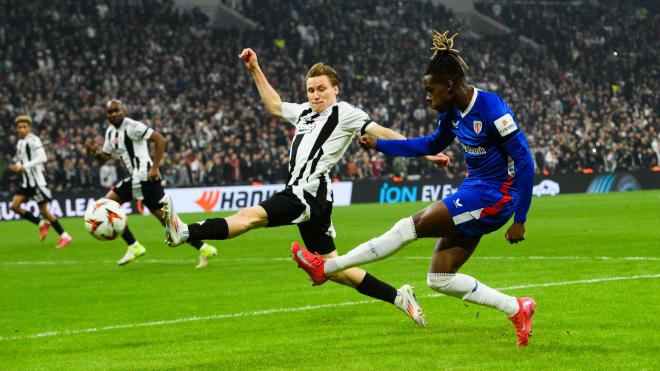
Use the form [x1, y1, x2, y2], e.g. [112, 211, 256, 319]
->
[296, 122, 316, 134]
[473, 120, 483, 134]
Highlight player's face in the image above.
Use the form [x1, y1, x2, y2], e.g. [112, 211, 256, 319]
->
[424, 75, 453, 113]
[16, 122, 30, 139]
[106, 102, 125, 127]
[306, 75, 338, 113]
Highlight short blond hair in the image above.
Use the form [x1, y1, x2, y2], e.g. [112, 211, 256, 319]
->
[306, 63, 339, 87]
[15, 115, 32, 125]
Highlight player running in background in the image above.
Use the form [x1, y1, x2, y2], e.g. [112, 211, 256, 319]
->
[293, 31, 537, 346]
[163, 48, 449, 326]
[86, 100, 217, 268]
[9, 115, 72, 248]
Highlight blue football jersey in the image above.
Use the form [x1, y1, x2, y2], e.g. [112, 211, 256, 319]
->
[376, 88, 534, 223]
[438, 89, 520, 182]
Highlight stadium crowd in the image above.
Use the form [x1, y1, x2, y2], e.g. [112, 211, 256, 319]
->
[1, 0, 658, 193]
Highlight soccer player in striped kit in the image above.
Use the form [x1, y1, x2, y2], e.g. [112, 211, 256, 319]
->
[9, 115, 72, 248]
[86, 100, 217, 268]
[293, 31, 537, 346]
[162, 48, 451, 326]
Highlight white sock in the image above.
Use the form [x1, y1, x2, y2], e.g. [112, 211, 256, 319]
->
[324, 217, 417, 275]
[427, 273, 519, 316]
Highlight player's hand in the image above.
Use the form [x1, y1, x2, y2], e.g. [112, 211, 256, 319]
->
[238, 48, 259, 70]
[148, 167, 161, 182]
[85, 139, 98, 155]
[424, 153, 451, 167]
[358, 135, 377, 150]
[505, 222, 525, 244]
[8, 164, 25, 173]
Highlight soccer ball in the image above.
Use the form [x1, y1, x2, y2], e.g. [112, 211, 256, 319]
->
[84, 198, 127, 240]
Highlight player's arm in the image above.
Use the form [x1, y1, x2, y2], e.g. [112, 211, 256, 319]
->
[147, 131, 165, 181]
[13, 140, 47, 172]
[363, 123, 406, 140]
[361, 121, 455, 157]
[86, 138, 112, 162]
[363, 123, 451, 166]
[238, 48, 283, 118]
[502, 131, 534, 244]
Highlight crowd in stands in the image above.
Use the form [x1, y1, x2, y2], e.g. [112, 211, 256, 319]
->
[0, 0, 657, 194]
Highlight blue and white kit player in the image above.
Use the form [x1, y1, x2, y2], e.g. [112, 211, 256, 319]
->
[293, 31, 537, 346]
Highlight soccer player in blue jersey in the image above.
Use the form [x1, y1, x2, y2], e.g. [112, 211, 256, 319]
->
[293, 31, 536, 346]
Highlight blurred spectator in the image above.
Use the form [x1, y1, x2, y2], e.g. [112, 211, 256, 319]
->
[0, 0, 657, 196]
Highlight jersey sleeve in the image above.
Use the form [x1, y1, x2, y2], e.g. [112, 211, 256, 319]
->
[339, 102, 373, 134]
[102, 128, 114, 154]
[376, 116, 455, 157]
[281, 102, 308, 125]
[484, 95, 520, 142]
[22, 136, 47, 169]
[126, 119, 153, 142]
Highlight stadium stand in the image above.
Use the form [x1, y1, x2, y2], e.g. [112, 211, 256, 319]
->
[1, 0, 657, 193]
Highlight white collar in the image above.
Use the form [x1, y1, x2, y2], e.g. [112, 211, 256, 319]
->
[461, 87, 478, 118]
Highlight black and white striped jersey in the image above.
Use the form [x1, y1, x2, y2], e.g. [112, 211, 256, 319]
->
[16, 133, 48, 188]
[102, 117, 154, 183]
[282, 101, 375, 202]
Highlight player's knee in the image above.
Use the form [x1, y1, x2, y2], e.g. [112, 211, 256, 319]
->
[427, 273, 455, 294]
[394, 217, 417, 244]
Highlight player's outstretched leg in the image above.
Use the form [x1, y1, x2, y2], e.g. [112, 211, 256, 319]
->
[509, 297, 537, 346]
[117, 227, 146, 265]
[292, 242, 426, 327]
[291, 242, 328, 285]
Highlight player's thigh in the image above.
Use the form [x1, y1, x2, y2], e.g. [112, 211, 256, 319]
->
[11, 194, 27, 210]
[105, 178, 131, 203]
[258, 190, 306, 227]
[412, 201, 462, 238]
[429, 235, 481, 273]
[141, 180, 166, 212]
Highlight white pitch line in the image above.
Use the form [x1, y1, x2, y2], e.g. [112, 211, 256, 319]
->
[1, 273, 659, 342]
[2, 256, 659, 266]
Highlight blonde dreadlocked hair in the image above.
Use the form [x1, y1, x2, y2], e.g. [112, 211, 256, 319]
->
[426, 30, 468, 80]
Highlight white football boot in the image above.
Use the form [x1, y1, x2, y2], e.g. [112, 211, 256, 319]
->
[395, 284, 426, 327]
[161, 195, 189, 247]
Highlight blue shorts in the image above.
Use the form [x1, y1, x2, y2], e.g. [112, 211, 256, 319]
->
[443, 180, 516, 238]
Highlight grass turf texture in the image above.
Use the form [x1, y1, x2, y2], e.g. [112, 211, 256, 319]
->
[1, 190, 659, 370]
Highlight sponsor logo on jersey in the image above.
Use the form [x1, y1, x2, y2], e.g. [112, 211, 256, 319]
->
[296, 122, 316, 134]
[494, 113, 517, 137]
[460, 142, 487, 155]
[473, 120, 483, 134]
[296, 116, 317, 134]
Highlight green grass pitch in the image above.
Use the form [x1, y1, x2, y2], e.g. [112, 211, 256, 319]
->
[1, 191, 659, 370]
